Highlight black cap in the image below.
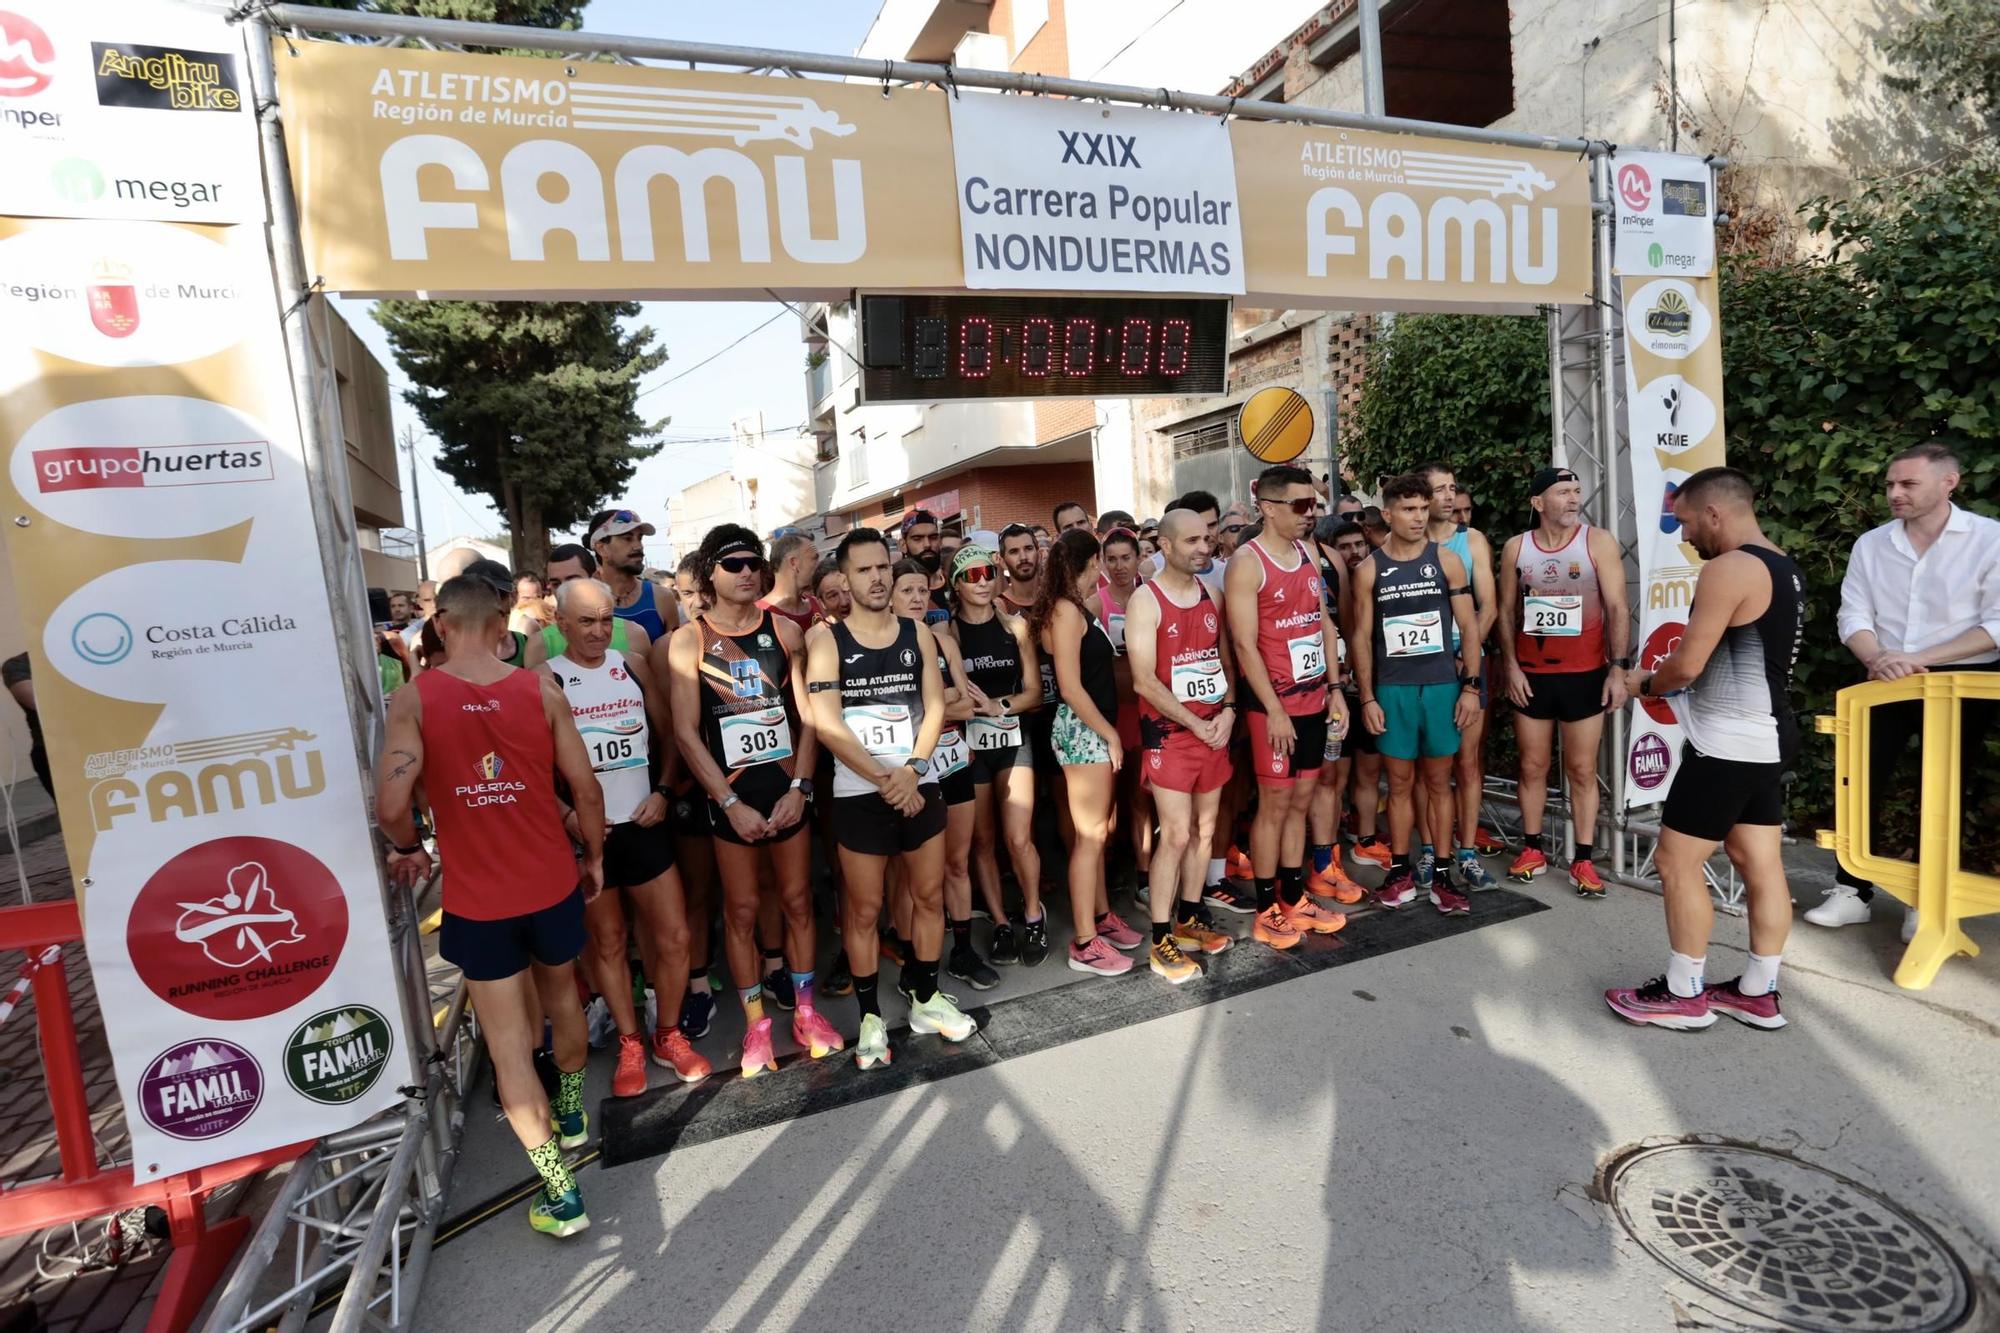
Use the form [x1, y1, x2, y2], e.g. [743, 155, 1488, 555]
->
[1530, 467, 1580, 497]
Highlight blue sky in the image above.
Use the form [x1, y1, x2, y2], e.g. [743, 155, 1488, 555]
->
[334, 1, 883, 554]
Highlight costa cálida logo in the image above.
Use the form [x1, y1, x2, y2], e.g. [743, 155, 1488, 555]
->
[34, 440, 272, 493]
[92, 41, 241, 112]
[86, 257, 137, 337]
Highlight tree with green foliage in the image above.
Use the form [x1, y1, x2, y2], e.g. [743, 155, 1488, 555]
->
[1884, 0, 2000, 133]
[304, 0, 587, 27]
[374, 300, 666, 574]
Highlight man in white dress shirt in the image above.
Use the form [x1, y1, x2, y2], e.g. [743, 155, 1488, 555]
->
[1810, 442, 2000, 936]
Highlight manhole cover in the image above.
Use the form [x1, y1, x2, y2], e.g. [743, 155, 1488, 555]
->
[1608, 1144, 1971, 1332]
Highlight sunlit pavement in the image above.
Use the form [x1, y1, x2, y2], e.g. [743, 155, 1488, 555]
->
[417, 845, 1999, 1332]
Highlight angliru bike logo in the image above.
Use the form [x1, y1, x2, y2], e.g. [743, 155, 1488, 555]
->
[284, 1005, 393, 1104]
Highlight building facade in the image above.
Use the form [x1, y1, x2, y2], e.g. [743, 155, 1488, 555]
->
[663, 414, 821, 562]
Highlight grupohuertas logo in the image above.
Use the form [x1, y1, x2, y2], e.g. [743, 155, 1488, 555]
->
[285, 1006, 393, 1105]
[33, 440, 273, 493]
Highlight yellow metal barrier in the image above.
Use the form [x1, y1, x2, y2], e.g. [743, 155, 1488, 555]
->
[1815, 671, 2000, 989]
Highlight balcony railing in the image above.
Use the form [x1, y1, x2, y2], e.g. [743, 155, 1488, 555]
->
[807, 356, 833, 410]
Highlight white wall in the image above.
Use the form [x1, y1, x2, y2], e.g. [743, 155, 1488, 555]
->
[1068, 0, 1317, 87]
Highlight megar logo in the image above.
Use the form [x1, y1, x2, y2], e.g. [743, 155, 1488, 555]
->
[0, 10, 54, 98]
[50, 157, 103, 205]
[92, 42, 241, 112]
[35, 442, 272, 493]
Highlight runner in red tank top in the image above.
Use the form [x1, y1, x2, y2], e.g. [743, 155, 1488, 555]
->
[377, 575, 605, 1240]
[1226, 464, 1351, 951]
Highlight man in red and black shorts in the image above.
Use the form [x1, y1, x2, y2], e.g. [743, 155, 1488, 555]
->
[1226, 464, 1351, 950]
[1126, 508, 1238, 982]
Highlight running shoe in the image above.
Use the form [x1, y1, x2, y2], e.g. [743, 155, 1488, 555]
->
[1375, 870, 1416, 910]
[1570, 858, 1606, 898]
[1429, 881, 1471, 916]
[1020, 916, 1051, 967]
[1202, 881, 1256, 915]
[947, 945, 1001, 992]
[792, 1008, 847, 1057]
[611, 1033, 647, 1098]
[1802, 884, 1871, 928]
[969, 905, 993, 922]
[1283, 894, 1348, 935]
[1068, 935, 1136, 976]
[764, 967, 796, 1012]
[1149, 935, 1200, 985]
[879, 930, 909, 967]
[909, 989, 978, 1042]
[551, 1107, 587, 1151]
[650, 1027, 711, 1083]
[679, 989, 716, 1040]
[1251, 904, 1303, 950]
[1226, 846, 1255, 881]
[825, 953, 854, 997]
[740, 1016, 780, 1079]
[1414, 847, 1438, 889]
[1096, 910, 1144, 951]
[989, 921, 1020, 966]
[1134, 879, 1150, 908]
[1472, 825, 1508, 856]
[1506, 847, 1548, 882]
[1703, 979, 1787, 1030]
[1604, 976, 1717, 1031]
[1172, 912, 1235, 956]
[528, 1187, 590, 1238]
[1352, 838, 1393, 870]
[1308, 862, 1366, 905]
[854, 1013, 893, 1070]
[1455, 850, 1499, 893]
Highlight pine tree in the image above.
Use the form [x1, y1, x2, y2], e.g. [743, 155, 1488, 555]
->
[373, 301, 666, 574]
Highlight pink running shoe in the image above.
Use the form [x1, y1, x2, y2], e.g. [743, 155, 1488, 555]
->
[792, 1008, 847, 1058]
[740, 1016, 780, 1078]
[1429, 882, 1471, 916]
[1703, 978, 1787, 1030]
[1067, 934, 1136, 976]
[1375, 870, 1416, 910]
[1605, 977, 1717, 1031]
[1095, 910, 1144, 951]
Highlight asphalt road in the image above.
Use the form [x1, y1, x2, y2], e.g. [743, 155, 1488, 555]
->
[414, 846, 2000, 1332]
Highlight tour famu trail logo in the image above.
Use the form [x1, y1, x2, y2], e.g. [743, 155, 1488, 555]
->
[285, 1006, 393, 1105]
[1645, 288, 1692, 336]
[139, 1038, 262, 1140]
[477, 751, 504, 780]
[86, 258, 139, 337]
[0, 10, 54, 98]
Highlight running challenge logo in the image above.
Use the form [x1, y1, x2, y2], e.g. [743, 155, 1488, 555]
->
[0, 9, 54, 99]
[92, 42, 241, 112]
[33, 439, 272, 493]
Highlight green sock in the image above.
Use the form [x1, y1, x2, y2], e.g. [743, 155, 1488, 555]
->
[553, 1065, 584, 1121]
[526, 1135, 576, 1199]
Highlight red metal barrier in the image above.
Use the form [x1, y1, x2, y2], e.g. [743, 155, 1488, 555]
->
[1, 899, 310, 1333]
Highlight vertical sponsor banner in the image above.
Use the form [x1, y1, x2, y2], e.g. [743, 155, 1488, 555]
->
[947, 92, 1244, 294]
[0, 221, 403, 1167]
[1610, 150, 1716, 278]
[1621, 271, 1727, 806]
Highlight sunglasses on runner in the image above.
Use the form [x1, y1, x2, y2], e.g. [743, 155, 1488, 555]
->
[717, 555, 764, 574]
[1220, 523, 1247, 537]
[956, 565, 996, 584]
[1260, 496, 1317, 516]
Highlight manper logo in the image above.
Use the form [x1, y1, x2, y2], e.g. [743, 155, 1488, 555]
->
[86, 259, 138, 338]
[285, 1006, 393, 1105]
[129, 836, 348, 1021]
[1617, 162, 1651, 212]
[92, 42, 241, 112]
[139, 1039, 262, 1141]
[0, 10, 53, 98]
[35, 441, 272, 493]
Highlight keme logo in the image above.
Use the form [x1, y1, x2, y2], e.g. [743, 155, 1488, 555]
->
[35, 441, 273, 493]
[0, 10, 55, 99]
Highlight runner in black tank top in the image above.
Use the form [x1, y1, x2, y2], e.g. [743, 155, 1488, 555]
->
[1605, 469, 1805, 1033]
[693, 610, 801, 832]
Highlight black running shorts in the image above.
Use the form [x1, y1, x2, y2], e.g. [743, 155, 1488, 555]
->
[1661, 745, 1785, 842]
[834, 784, 947, 856]
[602, 819, 676, 889]
[1518, 667, 1608, 724]
[440, 888, 585, 982]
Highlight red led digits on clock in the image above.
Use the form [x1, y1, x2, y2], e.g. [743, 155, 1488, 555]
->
[957, 317, 992, 378]
[1021, 317, 1053, 377]
[1063, 318, 1097, 375]
[1118, 317, 1153, 375]
[1159, 319, 1190, 375]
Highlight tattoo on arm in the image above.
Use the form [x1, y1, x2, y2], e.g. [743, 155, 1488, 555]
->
[385, 749, 418, 781]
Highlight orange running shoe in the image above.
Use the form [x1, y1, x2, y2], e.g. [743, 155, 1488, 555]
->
[1252, 904, 1302, 949]
[1171, 911, 1235, 956]
[1309, 862, 1366, 905]
[1351, 838, 1393, 870]
[1507, 847, 1548, 882]
[1283, 893, 1348, 935]
[1227, 846, 1255, 881]
[650, 1027, 711, 1084]
[611, 1033, 647, 1098]
[1570, 858, 1606, 898]
[1473, 825, 1509, 856]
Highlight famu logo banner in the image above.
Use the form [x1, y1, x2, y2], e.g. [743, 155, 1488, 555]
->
[285, 1005, 393, 1104]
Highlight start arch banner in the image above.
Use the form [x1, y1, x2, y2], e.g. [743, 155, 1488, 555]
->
[273, 39, 1594, 309]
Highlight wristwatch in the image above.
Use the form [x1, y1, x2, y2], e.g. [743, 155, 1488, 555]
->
[1638, 675, 1654, 697]
[791, 777, 815, 798]
[388, 840, 423, 856]
[905, 757, 931, 778]
[1613, 656, 1634, 669]
[720, 793, 742, 811]
[999, 696, 1011, 715]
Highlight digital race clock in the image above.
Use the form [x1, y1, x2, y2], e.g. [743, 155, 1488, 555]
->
[857, 294, 1230, 403]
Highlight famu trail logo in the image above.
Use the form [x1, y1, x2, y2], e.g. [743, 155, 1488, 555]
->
[285, 1006, 393, 1105]
[139, 1038, 262, 1141]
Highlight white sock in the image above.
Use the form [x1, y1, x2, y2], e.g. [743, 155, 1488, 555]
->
[1207, 858, 1226, 887]
[1740, 952, 1782, 996]
[689, 976, 712, 995]
[1666, 951, 1706, 998]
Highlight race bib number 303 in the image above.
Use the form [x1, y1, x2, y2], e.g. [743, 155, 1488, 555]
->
[720, 707, 794, 769]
